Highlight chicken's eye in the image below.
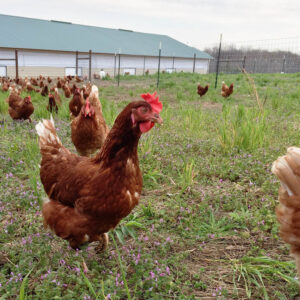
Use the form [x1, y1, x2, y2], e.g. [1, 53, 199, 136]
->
[139, 107, 148, 114]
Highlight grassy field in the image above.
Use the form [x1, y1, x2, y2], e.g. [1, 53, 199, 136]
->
[1, 72, 300, 299]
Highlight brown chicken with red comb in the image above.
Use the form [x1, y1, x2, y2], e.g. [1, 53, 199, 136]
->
[8, 94, 34, 122]
[36, 92, 163, 249]
[71, 85, 109, 156]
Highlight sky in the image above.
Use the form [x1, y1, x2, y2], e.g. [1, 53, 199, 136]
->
[1, 0, 300, 50]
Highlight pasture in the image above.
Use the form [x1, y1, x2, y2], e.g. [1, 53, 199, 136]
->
[1, 72, 300, 299]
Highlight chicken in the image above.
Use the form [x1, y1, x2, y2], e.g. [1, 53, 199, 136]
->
[197, 84, 209, 97]
[63, 84, 71, 98]
[41, 85, 49, 97]
[5, 87, 19, 103]
[54, 88, 62, 106]
[8, 94, 34, 122]
[82, 83, 92, 100]
[272, 147, 300, 279]
[221, 81, 234, 98]
[35, 92, 163, 249]
[47, 94, 58, 113]
[69, 88, 84, 119]
[2, 81, 9, 92]
[71, 85, 109, 156]
[75, 75, 82, 83]
[30, 78, 38, 86]
[8, 86, 21, 96]
[71, 84, 78, 95]
[26, 82, 35, 92]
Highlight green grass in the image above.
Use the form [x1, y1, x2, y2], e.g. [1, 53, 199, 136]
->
[1, 72, 300, 299]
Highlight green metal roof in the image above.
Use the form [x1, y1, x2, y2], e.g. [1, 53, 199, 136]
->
[0, 14, 212, 59]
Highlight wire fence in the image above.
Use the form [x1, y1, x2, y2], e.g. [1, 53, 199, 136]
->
[0, 48, 204, 88]
[196, 36, 300, 74]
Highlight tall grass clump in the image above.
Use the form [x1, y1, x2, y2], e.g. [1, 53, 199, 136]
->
[181, 107, 203, 135]
[218, 104, 267, 152]
[0, 97, 8, 114]
[178, 159, 196, 191]
[231, 256, 298, 299]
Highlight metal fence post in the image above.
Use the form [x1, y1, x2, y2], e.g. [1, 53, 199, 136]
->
[282, 56, 286, 73]
[143, 56, 146, 75]
[172, 54, 175, 72]
[88, 50, 92, 82]
[114, 53, 116, 77]
[193, 53, 196, 73]
[253, 58, 256, 73]
[75, 51, 78, 76]
[157, 42, 162, 88]
[242, 55, 246, 69]
[214, 34, 222, 89]
[15, 49, 18, 80]
[117, 49, 121, 87]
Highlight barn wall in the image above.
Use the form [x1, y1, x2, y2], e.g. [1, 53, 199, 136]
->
[0, 48, 209, 77]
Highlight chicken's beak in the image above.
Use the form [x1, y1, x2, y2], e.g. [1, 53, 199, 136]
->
[84, 107, 90, 117]
[151, 113, 163, 124]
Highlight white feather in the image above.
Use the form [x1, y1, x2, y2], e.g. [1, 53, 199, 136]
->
[91, 85, 99, 99]
[92, 85, 98, 93]
[50, 114, 54, 126]
[43, 197, 50, 204]
[35, 116, 60, 144]
[35, 121, 45, 137]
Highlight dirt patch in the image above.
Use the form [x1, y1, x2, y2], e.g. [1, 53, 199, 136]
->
[202, 101, 223, 110]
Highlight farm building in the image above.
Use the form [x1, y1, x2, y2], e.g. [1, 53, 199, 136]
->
[0, 14, 212, 78]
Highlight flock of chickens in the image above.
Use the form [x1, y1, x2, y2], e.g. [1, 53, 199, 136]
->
[1, 75, 163, 250]
[197, 81, 234, 98]
[3, 74, 300, 284]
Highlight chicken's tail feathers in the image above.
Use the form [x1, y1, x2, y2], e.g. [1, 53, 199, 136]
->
[90, 85, 99, 98]
[91, 84, 98, 93]
[35, 115, 62, 149]
[89, 85, 102, 111]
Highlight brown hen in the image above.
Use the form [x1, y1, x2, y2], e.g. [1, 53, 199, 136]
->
[8, 94, 34, 122]
[36, 93, 163, 249]
[197, 84, 209, 97]
[69, 88, 84, 119]
[47, 94, 58, 113]
[71, 85, 109, 156]
[221, 81, 234, 98]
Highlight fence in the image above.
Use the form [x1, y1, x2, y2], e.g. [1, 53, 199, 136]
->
[196, 36, 300, 75]
[0, 47, 208, 88]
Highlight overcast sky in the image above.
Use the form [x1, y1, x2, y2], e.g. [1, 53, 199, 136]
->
[1, 0, 300, 49]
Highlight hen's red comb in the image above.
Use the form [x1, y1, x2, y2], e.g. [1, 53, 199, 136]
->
[140, 92, 162, 113]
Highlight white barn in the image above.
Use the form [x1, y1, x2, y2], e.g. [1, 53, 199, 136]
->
[0, 14, 212, 78]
